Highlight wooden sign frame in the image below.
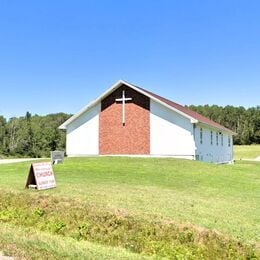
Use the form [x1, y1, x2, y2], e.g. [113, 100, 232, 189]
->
[25, 162, 56, 190]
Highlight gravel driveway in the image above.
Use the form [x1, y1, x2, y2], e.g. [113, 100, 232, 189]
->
[0, 158, 46, 164]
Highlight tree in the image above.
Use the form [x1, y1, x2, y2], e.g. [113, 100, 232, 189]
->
[187, 105, 260, 145]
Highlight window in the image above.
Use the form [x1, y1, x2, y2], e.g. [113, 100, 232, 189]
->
[216, 132, 219, 146]
[193, 124, 196, 136]
[200, 128, 203, 144]
[221, 133, 223, 146]
[210, 131, 213, 145]
[228, 136, 231, 147]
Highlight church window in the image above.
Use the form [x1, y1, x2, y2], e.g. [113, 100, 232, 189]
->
[228, 136, 231, 147]
[200, 128, 203, 144]
[193, 124, 196, 136]
[210, 131, 213, 145]
[216, 132, 219, 145]
[221, 133, 223, 146]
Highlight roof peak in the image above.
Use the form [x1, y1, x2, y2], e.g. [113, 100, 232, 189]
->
[59, 80, 235, 134]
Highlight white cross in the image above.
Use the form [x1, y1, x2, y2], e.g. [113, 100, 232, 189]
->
[115, 90, 132, 125]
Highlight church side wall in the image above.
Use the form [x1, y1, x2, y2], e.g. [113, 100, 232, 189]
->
[66, 103, 100, 156]
[150, 100, 195, 158]
[194, 124, 233, 163]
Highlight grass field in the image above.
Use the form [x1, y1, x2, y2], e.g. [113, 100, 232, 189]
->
[0, 150, 259, 258]
[234, 144, 260, 160]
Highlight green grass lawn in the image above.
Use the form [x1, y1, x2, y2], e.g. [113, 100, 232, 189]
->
[234, 144, 260, 159]
[0, 224, 147, 260]
[0, 157, 259, 259]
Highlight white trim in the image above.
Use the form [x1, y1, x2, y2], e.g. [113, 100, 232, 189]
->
[197, 122, 235, 135]
[59, 80, 198, 129]
[59, 80, 124, 129]
[124, 82, 197, 123]
[101, 154, 195, 159]
[59, 80, 234, 135]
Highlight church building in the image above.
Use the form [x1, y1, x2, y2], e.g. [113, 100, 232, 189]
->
[59, 80, 235, 163]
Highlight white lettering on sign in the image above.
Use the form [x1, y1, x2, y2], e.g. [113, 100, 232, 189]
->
[32, 162, 56, 190]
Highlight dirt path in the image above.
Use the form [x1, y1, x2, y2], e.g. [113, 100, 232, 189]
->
[242, 156, 260, 162]
[0, 158, 46, 165]
[0, 251, 14, 260]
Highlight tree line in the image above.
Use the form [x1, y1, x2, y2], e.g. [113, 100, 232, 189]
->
[0, 105, 259, 158]
[0, 113, 70, 158]
[188, 105, 260, 145]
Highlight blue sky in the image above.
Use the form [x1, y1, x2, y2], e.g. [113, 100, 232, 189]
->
[0, 0, 259, 119]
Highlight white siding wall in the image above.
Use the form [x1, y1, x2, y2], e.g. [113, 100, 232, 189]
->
[194, 124, 233, 163]
[150, 100, 195, 159]
[66, 103, 100, 156]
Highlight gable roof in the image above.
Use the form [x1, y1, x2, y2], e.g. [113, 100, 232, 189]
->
[134, 85, 235, 134]
[59, 80, 235, 134]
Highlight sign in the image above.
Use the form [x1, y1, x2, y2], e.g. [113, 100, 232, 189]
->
[25, 162, 56, 190]
[51, 151, 65, 164]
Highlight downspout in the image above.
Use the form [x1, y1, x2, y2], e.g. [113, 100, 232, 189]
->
[192, 123, 197, 160]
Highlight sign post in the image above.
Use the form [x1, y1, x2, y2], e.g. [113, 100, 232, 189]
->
[25, 162, 56, 190]
[51, 151, 65, 164]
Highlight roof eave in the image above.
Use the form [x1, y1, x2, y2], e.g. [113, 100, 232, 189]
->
[124, 81, 198, 123]
[59, 79, 198, 129]
[58, 80, 235, 135]
[197, 121, 236, 135]
[58, 80, 126, 129]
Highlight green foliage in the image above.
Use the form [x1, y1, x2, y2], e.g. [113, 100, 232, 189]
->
[188, 105, 260, 145]
[0, 157, 259, 258]
[0, 116, 7, 155]
[0, 156, 259, 243]
[52, 221, 66, 234]
[0, 192, 257, 259]
[0, 105, 259, 157]
[0, 225, 146, 260]
[34, 207, 45, 217]
[0, 112, 71, 157]
[77, 223, 91, 239]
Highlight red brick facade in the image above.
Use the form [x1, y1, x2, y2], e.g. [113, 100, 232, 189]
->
[99, 85, 150, 154]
